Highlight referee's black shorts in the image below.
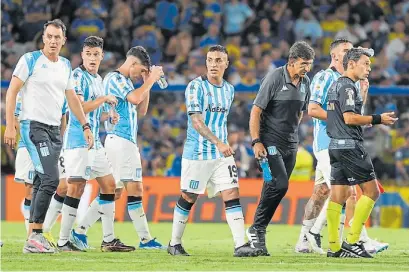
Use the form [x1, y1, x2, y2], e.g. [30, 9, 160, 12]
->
[329, 141, 376, 186]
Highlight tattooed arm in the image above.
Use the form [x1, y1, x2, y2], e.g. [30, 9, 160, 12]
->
[190, 113, 234, 157]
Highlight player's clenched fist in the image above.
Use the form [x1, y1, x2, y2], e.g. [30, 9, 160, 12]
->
[216, 141, 235, 157]
[381, 112, 398, 125]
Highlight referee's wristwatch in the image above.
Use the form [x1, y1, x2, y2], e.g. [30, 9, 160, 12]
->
[251, 138, 261, 147]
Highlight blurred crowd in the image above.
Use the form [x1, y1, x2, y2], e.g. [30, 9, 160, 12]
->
[2, 0, 409, 184]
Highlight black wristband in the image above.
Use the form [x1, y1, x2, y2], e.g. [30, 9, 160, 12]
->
[82, 123, 91, 131]
[371, 114, 381, 125]
[251, 139, 261, 147]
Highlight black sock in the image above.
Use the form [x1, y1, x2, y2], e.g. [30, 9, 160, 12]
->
[176, 196, 194, 212]
[24, 198, 31, 206]
[54, 193, 65, 204]
[64, 196, 80, 209]
[32, 229, 43, 234]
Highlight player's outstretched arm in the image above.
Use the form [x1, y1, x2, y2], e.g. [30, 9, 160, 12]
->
[4, 76, 24, 148]
[127, 66, 162, 105]
[191, 113, 234, 157]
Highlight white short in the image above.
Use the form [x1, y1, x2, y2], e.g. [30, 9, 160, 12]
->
[104, 134, 142, 189]
[181, 156, 239, 198]
[15, 147, 35, 184]
[314, 149, 331, 187]
[58, 150, 66, 179]
[64, 147, 112, 180]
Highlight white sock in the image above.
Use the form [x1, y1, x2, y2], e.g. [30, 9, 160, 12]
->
[76, 196, 101, 235]
[127, 197, 152, 242]
[43, 193, 64, 233]
[224, 199, 246, 248]
[339, 207, 346, 243]
[170, 197, 193, 246]
[300, 219, 315, 240]
[310, 198, 330, 234]
[58, 197, 80, 247]
[23, 201, 31, 234]
[99, 194, 115, 243]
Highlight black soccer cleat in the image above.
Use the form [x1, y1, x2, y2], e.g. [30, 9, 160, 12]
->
[234, 242, 263, 257]
[57, 241, 84, 252]
[327, 248, 357, 258]
[246, 226, 270, 256]
[341, 240, 373, 258]
[167, 243, 190, 256]
[101, 238, 135, 252]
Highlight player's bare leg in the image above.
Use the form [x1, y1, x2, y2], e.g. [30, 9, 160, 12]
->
[124, 181, 165, 249]
[297, 183, 329, 254]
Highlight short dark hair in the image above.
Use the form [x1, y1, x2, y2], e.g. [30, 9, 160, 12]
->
[43, 19, 66, 36]
[126, 46, 151, 68]
[83, 36, 104, 49]
[208, 45, 228, 56]
[288, 41, 315, 61]
[329, 38, 352, 52]
[343, 48, 373, 70]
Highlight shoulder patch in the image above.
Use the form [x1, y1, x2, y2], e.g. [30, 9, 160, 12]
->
[345, 88, 355, 106]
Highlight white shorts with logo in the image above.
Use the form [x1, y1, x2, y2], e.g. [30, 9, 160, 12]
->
[314, 149, 331, 187]
[64, 147, 112, 180]
[104, 134, 142, 189]
[58, 149, 66, 179]
[181, 156, 239, 198]
[15, 147, 35, 184]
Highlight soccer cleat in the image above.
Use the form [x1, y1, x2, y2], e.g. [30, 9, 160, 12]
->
[167, 243, 190, 256]
[23, 233, 56, 253]
[327, 248, 357, 258]
[234, 242, 263, 257]
[306, 231, 325, 254]
[295, 234, 312, 253]
[57, 240, 84, 252]
[246, 226, 270, 256]
[363, 239, 389, 254]
[43, 232, 57, 249]
[139, 238, 167, 250]
[70, 229, 91, 250]
[341, 240, 373, 258]
[101, 238, 135, 252]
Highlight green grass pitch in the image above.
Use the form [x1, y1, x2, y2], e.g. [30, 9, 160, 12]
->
[1, 222, 409, 271]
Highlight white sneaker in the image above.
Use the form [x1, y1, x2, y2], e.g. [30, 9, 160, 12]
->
[306, 231, 325, 254]
[295, 235, 311, 253]
[363, 238, 389, 254]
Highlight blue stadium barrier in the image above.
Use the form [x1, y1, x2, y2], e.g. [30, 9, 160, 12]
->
[2, 80, 409, 95]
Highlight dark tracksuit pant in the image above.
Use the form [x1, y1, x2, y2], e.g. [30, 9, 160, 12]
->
[20, 120, 62, 224]
[252, 144, 297, 230]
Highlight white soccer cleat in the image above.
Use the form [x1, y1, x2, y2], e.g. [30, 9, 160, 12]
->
[363, 238, 389, 254]
[305, 231, 325, 255]
[295, 235, 311, 253]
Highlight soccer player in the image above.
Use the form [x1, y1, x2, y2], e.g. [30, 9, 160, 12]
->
[14, 93, 68, 236]
[247, 41, 314, 256]
[54, 36, 134, 252]
[4, 19, 93, 254]
[77, 46, 166, 250]
[326, 48, 397, 258]
[167, 45, 261, 257]
[295, 39, 388, 254]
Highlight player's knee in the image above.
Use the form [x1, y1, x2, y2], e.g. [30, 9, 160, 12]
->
[363, 187, 380, 202]
[220, 187, 239, 201]
[98, 178, 116, 194]
[41, 179, 59, 196]
[181, 191, 198, 203]
[56, 180, 68, 197]
[68, 181, 86, 198]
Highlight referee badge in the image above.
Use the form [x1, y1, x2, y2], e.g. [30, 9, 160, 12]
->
[267, 146, 277, 156]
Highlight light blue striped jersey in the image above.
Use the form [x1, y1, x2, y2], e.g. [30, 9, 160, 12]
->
[310, 68, 361, 152]
[103, 71, 138, 144]
[63, 66, 104, 150]
[183, 76, 234, 160]
[16, 93, 67, 149]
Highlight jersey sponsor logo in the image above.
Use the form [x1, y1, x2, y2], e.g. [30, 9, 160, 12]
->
[346, 88, 355, 106]
[206, 92, 213, 97]
[267, 146, 277, 155]
[205, 104, 228, 113]
[189, 180, 199, 190]
[41, 64, 47, 69]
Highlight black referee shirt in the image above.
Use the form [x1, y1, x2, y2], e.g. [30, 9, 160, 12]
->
[253, 65, 311, 149]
